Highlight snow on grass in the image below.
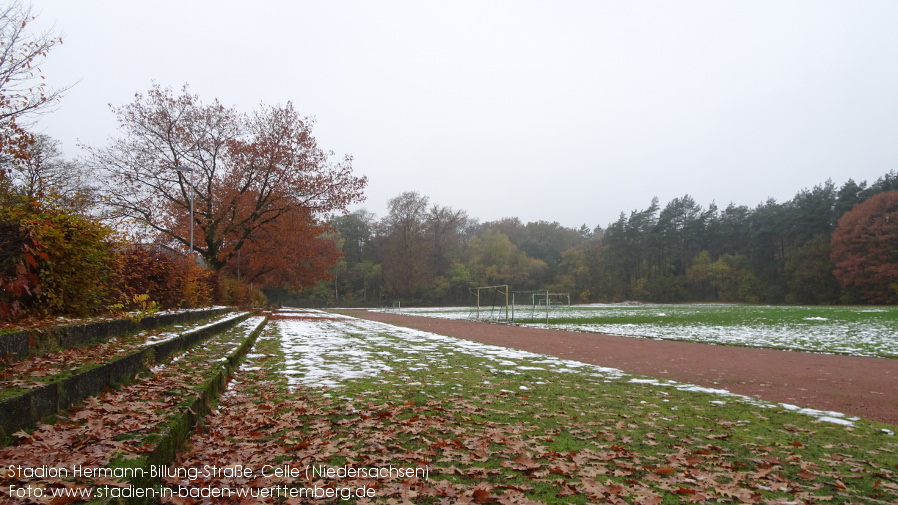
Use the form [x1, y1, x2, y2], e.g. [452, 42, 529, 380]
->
[235, 314, 267, 332]
[140, 311, 252, 346]
[271, 309, 860, 426]
[394, 304, 898, 358]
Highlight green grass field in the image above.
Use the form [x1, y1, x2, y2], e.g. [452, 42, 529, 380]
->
[401, 304, 898, 358]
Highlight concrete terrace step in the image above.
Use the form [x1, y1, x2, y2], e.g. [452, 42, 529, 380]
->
[0, 315, 268, 505]
[0, 311, 255, 445]
[0, 308, 232, 360]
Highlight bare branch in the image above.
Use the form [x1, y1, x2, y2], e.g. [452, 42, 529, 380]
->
[90, 84, 367, 283]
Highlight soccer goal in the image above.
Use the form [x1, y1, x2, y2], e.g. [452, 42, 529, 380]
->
[509, 291, 570, 323]
[536, 292, 571, 307]
[468, 285, 509, 322]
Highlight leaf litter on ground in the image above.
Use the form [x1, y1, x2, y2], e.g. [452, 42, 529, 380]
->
[0, 314, 264, 503]
[0, 311, 247, 395]
[162, 309, 897, 504]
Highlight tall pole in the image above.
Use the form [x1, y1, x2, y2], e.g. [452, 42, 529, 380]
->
[174, 166, 195, 255]
[505, 285, 509, 322]
[189, 168, 194, 255]
[476, 289, 480, 320]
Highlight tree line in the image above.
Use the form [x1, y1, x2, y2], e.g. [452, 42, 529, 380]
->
[3, 1, 896, 317]
[291, 172, 898, 307]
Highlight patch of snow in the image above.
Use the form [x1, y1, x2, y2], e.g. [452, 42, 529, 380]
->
[397, 304, 898, 358]
[263, 313, 863, 427]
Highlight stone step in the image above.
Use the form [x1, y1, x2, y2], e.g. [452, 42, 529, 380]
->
[0, 311, 254, 445]
[0, 308, 233, 361]
[0, 315, 268, 504]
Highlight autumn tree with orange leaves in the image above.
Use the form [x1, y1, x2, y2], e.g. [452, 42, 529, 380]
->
[88, 84, 367, 290]
[830, 191, 898, 304]
[227, 206, 342, 290]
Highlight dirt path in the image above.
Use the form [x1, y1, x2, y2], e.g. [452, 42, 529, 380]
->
[340, 310, 898, 426]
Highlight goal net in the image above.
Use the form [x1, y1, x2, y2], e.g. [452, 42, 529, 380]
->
[535, 292, 570, 307]
[510, 291, 570, 323]
[467, 285, 509, 322]
[382, 300, 402, 313]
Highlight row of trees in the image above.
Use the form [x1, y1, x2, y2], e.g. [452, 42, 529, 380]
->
[580, 175, 898, 305]
[2, 0, 894, 317]
[1, 1, 366, 321]
[298, 173, 898, 307]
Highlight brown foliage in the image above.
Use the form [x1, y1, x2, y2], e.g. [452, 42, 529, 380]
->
[110, 244, 268, 311]
[90, 84, 366, 290]
[830, 191, 898, 304]
[226, 206, 341, 291]
[110, 246, 211, 309]
[209, 271, 267, 308]
[0, 208, 42, 319]
[0, 117, 34, 171]
[1, 208, 267, 323]
[108, 245, 182, 309]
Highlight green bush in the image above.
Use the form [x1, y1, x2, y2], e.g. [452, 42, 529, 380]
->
[0, 197, 113, 319]
[2, 191, 265, 323]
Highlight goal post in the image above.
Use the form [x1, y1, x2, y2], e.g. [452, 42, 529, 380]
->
[469, 285, 509, 322]
[509, 290, 570, 323]
[537, 292, 571, 307]
[467, 287, 569, 323]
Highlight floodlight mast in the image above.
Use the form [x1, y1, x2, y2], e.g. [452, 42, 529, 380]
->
[173, 166, 195, 255]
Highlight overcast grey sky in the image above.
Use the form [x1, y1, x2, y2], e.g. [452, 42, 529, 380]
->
[30, 1, 898, 229]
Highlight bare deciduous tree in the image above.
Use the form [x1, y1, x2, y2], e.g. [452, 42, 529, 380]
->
[0, 1, 71, 171]
[87, 84, 367, 278]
